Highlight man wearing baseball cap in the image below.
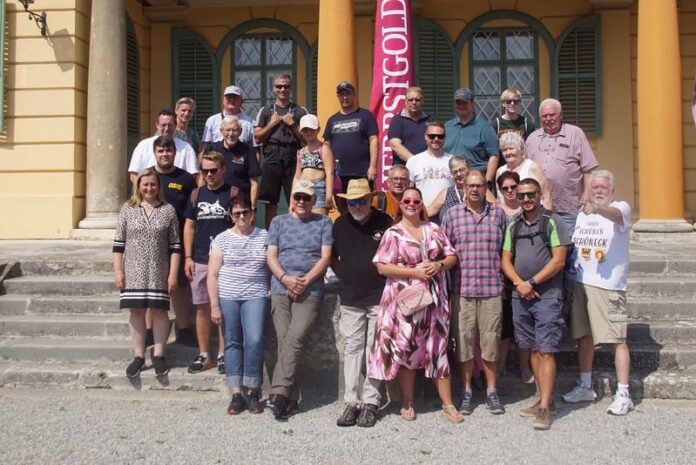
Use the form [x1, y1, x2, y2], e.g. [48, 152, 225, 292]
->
[444, 87, 500, 187]
[201, 84, 256, 152]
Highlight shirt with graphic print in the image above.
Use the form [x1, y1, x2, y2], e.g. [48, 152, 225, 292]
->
[184, 183, 233, 264]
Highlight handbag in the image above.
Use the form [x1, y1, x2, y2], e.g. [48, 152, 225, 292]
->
[394, 226, 437, 316]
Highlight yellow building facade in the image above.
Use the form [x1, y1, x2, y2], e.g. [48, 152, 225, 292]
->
[0, 0, 692, 238]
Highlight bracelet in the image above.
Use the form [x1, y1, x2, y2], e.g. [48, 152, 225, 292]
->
[280, 273, 287, 282]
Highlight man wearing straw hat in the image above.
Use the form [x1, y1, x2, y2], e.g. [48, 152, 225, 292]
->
[332, 179, 393, 428]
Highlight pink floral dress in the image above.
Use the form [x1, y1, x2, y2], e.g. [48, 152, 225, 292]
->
[368, 222, 455, 381]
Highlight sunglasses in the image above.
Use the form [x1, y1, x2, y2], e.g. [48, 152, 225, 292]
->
[293, 193, 312, 202]
[427, 134, 445, 140]
[275, 84, 291, 90]
[500, 185, 518, 192]
[400, 198, 422, 206]
[407, 98, 422, 102]
[231, 209, 251, 219]
[504, 99, 521, 105]
[347, 197, 369, 207]
[201, 168, 219, 176]
[516, 191, 538, 200]
[389, 176, 408, 183]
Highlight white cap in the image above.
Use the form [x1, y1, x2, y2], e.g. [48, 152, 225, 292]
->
[299, 114, 319, 131]
[224, 85, 243, 96]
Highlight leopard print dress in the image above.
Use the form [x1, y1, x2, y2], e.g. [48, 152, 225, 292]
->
[113, 202, 181, 310]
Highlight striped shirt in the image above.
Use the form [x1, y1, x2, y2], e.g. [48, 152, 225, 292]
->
[211, 227, 269, 300]
[441, 201, 508, 297]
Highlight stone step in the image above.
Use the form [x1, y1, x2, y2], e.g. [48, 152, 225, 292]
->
[626, 320, 696, 344]
[627, 298, 696, 320]
[2, 276, 116, 296]
[629, 256, 696, 275]
[627, 275, 696, 297]
[553, 343, 696, 371]
[0, 294, 121, 315]
[0, 314, 131, 338]
[17, 260, 113, 277]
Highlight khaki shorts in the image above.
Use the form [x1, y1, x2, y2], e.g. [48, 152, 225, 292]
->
[450, 296, 502, 362]
[570, 283, 627, 344]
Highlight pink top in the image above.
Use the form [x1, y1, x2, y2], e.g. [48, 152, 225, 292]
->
[524, 123, 598, 214]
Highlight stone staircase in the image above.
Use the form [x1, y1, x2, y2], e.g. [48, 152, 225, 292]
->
[0, 240, 695, 399]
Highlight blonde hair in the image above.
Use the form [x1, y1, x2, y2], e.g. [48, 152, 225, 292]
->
[128, 168, 166, 206]
[175, 97, 196, 111]
[500, 88, 522, 102]
[201, 151, 225, 168]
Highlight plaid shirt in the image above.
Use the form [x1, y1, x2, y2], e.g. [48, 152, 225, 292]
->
[441, 201, 507, 297]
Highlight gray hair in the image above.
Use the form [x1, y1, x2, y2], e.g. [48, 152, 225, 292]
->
[222, 114, 240, 127]
[388, 165, 409, 177]
[498, 132, 525, 152]
[539, 98, 562, 115]
[591, 169, 615, 191]
[448, 155, 469, 171]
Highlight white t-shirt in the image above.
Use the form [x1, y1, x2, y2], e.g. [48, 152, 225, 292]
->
[202, 112, 256, 147]
[210, 227, 269, 300]
[128, 136, 199, 175]
[572, 200, 631, 291]
[406, 150, 453, 206]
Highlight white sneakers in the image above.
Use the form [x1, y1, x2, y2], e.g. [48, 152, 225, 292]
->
[607, 392, 635, 416]
[562, 383, 598, 403]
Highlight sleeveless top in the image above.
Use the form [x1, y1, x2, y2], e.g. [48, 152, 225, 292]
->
[439, 186, 465, 223]
[297, 145, 324, 170]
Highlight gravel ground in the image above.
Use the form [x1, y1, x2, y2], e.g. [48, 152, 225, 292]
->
[1, 387, 694, 465]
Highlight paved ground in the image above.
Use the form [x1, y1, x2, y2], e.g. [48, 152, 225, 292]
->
[1, 387, 694, 465]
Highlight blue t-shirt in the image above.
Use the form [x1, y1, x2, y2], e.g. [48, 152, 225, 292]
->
[444, 114, 499, 172]
[323, 108, 379, 176]
[267, 213, 333, 298]
[387, 112, 431, 165]
[184, 184, 234, 264]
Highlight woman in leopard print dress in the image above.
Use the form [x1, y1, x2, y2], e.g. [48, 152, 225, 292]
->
[113, 168, 181, 378]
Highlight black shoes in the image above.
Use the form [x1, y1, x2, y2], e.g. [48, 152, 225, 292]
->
[152, 356, 169, 377]
[126, 356, 145, 378]
[248, 390, 264, 414]
[272, 395, 299, 420]
[356, 404, 378, 428]
[227, 393, 248, 415]
[336, 403, 361, 427]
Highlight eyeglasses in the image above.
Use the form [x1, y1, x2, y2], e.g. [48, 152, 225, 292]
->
[426, 134, 445, 140]
[388, 176, 408, 183]
[516, 191, 538, 200]
[407, 98, 422, 102]
[504, 99, 521, 105]
[275, 84, 291, 90]
[347, 197, 369, 207]
[201, 168, 219, 176]
[466, 184, 484, 190]
[451, 168, 468, 175]
[158, 123, 174, 128]
[400, 198, 422, 206]
[500, 185, 518, 192]
[293, 193, 312, 202]
[221, 127, 241, 133]
[231, 210, 251, 219]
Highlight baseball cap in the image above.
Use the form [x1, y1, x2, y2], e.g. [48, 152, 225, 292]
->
[291, 179, 315, 196]
[299, 114, 320, 131]
[224, 85, 243, 96]
[454, 88, 474, 101]
[336, 81, 356, 93]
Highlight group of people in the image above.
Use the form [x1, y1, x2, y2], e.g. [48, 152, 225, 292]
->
[113, 79, 634, 431]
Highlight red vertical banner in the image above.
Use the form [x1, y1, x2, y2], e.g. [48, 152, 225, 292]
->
[369, 0, 415, 190]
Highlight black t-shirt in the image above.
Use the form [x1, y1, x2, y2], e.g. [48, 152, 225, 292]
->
[183, 183, 233, 264]
[332, 208, 393, 306]
[323, 107, 379, 176]
[387, 112, 431, 165]
[254, 102, 307, 163]
[208, 141, 261, 195]
[157, 167, 197, 223]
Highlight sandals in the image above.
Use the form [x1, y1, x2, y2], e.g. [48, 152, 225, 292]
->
[442, 404, 465, 424]
[399, 405, 416, 421]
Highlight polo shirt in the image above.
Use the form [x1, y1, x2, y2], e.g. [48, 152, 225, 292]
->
[202, 112, 256, 147]
[444, 114, 499, 173]
[208, 140, 261, 195]
[129, 136, 199, 175]
[502, 209, 571, 299]
[387, 110, 431, 165]
[524, 123, 598, 215]
[332, 208, 393, 306]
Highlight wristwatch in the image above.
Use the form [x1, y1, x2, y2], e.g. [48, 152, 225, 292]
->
[528, 277, 537, 287]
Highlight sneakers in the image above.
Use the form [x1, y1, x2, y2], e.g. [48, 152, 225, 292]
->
[187, 354, 214, 374]
[533, 408, 553, 430]
[217, 354, 225, 374]
[126, 356, 145, 378]
[152, 356, 169, 377]
[520, 400, 556, 417]
[485, 392, 506, 415]
[248, 390, 264, 414]
[356, 404, 378, 428]
[336, 403, 360, 427]
[607, 392, 634, 416]
[562, 383, 597, 403]
[457, 391, 474, 415]
[227, 393, 248, 415]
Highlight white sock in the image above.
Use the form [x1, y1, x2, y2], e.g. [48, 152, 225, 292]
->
[580, 372, 592, 389]
[617, 383, 630, 397]
[486, 388, 497, 396]
[200, 352, 209, 359]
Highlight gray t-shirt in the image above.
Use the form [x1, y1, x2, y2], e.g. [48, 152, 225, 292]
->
[267, 213, 333, 297]
[503, 210, 571, 298]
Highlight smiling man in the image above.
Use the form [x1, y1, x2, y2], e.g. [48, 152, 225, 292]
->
[405, 121, 452, 210]
[201, 85, 256, 151]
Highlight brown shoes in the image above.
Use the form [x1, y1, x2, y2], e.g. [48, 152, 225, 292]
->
[533, 408, 553, 430]
[519, 400, 556, 417]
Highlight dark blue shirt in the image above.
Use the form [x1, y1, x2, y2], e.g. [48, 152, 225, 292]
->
[387, 112, 431, 165]
[444, 114, 499, 172]
[184, 184, 233, 264]
[323, 107, 379, 176]
[157, 167, 196, 224]
[208, 141, 261, 196]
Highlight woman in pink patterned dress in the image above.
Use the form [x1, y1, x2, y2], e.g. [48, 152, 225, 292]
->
[368, 187, 464, 423]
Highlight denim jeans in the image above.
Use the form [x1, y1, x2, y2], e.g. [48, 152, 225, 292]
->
[220, 297, 268, 389]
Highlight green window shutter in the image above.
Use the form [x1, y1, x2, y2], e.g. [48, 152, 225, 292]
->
[126, 18, 139, 153]
[172, 29, 217, 136]
[414, 18, 455, 121]
[310, 45, 318, 114]
[555, 16, 601, 136]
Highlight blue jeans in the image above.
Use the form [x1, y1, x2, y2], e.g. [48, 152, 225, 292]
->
[220, 297, 268, 389]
